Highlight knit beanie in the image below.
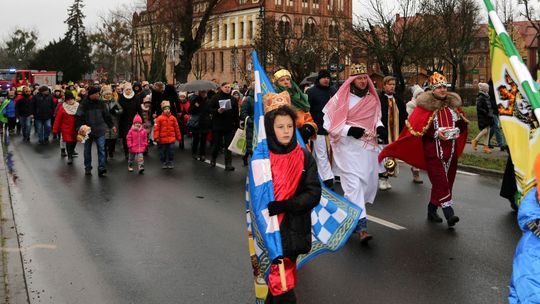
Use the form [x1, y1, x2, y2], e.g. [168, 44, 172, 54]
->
[88, 85, 101, 96]
[478, 82, 489, 93]
[133, 114, 143, 124]
[318, 69, 331, 79]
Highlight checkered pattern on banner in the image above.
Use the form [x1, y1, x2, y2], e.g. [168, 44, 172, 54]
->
[311, 197, 348, 244]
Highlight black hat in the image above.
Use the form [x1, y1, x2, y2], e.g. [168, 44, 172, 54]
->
[64, 91, 75, 100]
[318, 69, 331, 79]
[87, 85, 101, 96]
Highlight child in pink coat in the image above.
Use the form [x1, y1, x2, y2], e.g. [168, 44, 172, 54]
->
[126, 114, 148, 174]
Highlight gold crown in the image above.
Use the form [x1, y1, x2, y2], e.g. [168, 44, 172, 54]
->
[350, 63, 367, 76]
[429, 72, 448, 89]
[263, 91, 291, 113]
[273, 69, 292, 81]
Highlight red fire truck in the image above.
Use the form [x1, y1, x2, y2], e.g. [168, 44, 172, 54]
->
[0, 69, 57, 91]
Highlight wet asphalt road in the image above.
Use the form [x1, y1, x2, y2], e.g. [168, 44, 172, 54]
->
[4, 135, 521, 304]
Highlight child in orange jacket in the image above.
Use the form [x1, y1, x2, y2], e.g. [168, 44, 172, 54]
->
[154, 100, 181, 169]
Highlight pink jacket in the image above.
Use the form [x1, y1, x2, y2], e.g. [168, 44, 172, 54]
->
[127, 115, 148, 153]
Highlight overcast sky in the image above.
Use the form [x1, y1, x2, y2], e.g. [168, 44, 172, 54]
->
[0, 0, 531, 47]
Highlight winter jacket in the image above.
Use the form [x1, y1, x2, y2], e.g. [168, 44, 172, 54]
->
[378, 92, 408, 144]
[32, 93, 55, 120]
[188, 95, 212, 132]
[127, 127, 148, 153]
[307, 81, 337, 135]
[508, 188, 540, 303]
[2, 99, 15, 118]
[53, 102, 79, 142]
[279, 149, 321, 258]
[15, 95, 33, 117]
[209, 91, 239, 132]
[240, 90, 255, 152]
[118, 94, 142, 138]
[178, 100, 191, 135]
[476, 91, 494, 130]
[104, 99, 123, 139]
[151, 85, 179, 117]
[154, 113, 181, 144]
[75, 98, 114, 138]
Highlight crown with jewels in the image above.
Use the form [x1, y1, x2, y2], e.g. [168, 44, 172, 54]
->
[263, 91, 291, 113]
[429, 72, 448, 89]
[350, 63, 368, 76]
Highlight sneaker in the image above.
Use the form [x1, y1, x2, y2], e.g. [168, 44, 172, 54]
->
[427, 211, 443, 223]
[128, 166, 134, 172]
[162, 163, 168, 169]
[378, 178, 388, 191]
[199, 156, 206, 162]
[167, 164, 174, 169]
[67, 158, 73, 165]
[192, 154, 198, 160]
[447, 215, 460, 227]
[210, 160, 216, 167]
[61, 149, 67, 157]
[359, 231, 373, 243]
[225, 166, 235, 171]
[73, 151, 78, 157]
[85, 169, 92, 176]
[98, 169, 107, 177]
[385, 179, 392, 189]
[138, 168, 145, 174]
[483, 146, 492, 154]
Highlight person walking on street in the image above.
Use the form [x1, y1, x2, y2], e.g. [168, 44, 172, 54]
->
[76, 86, 116, 177]
[378, 76, 407, 190]
[126, 114, 148, 174]
[188, 91, 212, 161]
[488, 79, 508, 151]
[119, 83, 143, 159]
[16, 86, 34, 142]
[240, 84, 255, 166]
[154, 100, 181, 169]
[102, 85, 123, 158]
[177, 91, 190, 150]
[380, 73, 468, 228]
[52, 92, 79, 165]
[406, 85, 425, 184]
[323, 63, 382, 243]
[307, 69, 337, 188]
[1, 89, 17, 134]
[33, 86, 55, 144]
[472, 82, 494, 154]
[209, 82, 239, 171]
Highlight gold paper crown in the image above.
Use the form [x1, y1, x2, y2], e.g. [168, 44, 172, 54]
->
[273, 69, 292, 81]
[100, 85, 113, 95]
[263, 91, 291, 113]
[350, 63, 367, 76]
[429, 72, 448, 89]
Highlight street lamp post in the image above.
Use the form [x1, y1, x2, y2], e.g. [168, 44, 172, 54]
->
[257, 4, 266, 70]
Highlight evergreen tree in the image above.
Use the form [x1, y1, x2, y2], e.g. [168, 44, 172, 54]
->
[63, 0, 93, 81]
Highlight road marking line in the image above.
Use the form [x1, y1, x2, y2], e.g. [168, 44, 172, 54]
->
[367, 215, 407, 230]
[457, 170, 478, 176]
[203, 160, 226, 169]
[2, 244, 57, 253]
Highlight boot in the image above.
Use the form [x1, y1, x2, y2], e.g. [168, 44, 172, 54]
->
[442, 206, 460, 227]
[427, 203, 443, 223]
[483, 146, 492, 154]
[61, 148, 67, 157]
[471, 139, 478, 151]
[411, 168, 423, 184]
[359, 231, 373, 243]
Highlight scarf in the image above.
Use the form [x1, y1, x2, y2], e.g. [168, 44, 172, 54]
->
[275, 81, 310, 112]
[323, 75, 381, 145]
[63, 101, 79, 115]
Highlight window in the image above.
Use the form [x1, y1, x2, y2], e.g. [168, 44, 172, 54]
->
[313, 0, 319, 9]
[232, 23, 236, 39]
[203, 53, 207, 72]
[248, 21, 253, 39]
[279, 15, 291, 37]
[329, 20, 339, 38]
[304, 18, 316, 37]
[302, 0, 308, 8]
[240, 22, 244, 39]
[212, 52, 215, 72]
[224, 24, 228, 41]
[275, 0, 282, 5]
[208, 25, 213, 41]
[220, 51, 224, 72]
[287, 0, 293, 6]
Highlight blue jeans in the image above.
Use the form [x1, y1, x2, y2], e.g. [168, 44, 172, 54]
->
[489, 116, 506, 147]
[355, 217, 368, 232]
[35, 119, 51, 142]
[19, 116, 32, 139]
[84, 135, 106, 170]
[159, 143, 175, 164]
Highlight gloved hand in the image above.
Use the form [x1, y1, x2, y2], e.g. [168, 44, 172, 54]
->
[268, 200, 290, 216]
[299, 124, 315, 142]
[376, 126, 387, 144]
[347, 126, 365, 139]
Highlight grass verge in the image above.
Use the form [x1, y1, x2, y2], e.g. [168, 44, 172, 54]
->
[458, 153, 506, 172]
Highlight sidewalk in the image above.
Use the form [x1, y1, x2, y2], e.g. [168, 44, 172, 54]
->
[458, 142, 508, 177]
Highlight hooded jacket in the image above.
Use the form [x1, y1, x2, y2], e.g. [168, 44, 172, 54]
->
[53, 101, 79, 142]
[154, 112, 181, 144]
[126, 114, 148, 153]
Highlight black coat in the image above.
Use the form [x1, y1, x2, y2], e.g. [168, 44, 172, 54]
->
[476, 92, 494, 130]
[209, 91, 239, 132]
[118, 94, 143, 137]
[32, 93, 55, 120]
[279, 149, 321, 258]
[307, 82, 337, 135]
[75, 98, 114, 138]
[239, 90, 255, 152]
[151, 85, 179, 117]
[378, 92, 407, 144]
[188, 95, 212, 132]
[16, 95, 34, 117]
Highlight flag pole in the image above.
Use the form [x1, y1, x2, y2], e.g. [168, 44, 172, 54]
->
[278, 259, 287, 291]
[484, 0, 540, 122]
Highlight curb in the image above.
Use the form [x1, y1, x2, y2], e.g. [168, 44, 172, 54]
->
[0, 139, 29, 304]
[457, 164, 504, 178]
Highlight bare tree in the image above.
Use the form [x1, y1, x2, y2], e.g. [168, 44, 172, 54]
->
[422, 0, 481, 89]
[519, 0, 540, 77]
[352, 0, 429, 94]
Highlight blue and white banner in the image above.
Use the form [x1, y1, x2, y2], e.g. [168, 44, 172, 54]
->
[246, 50, 362, 285]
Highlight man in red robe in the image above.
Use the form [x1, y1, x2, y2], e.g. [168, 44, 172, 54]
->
[379, 73, 468, 227]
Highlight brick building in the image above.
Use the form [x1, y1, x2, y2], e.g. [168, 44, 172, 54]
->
[133, 0, 353, 85]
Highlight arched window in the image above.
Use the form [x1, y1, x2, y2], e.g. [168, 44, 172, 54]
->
[304, 18, 316, 37]
[278, 15, 291, 37]
[329, 20, 339, 38]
